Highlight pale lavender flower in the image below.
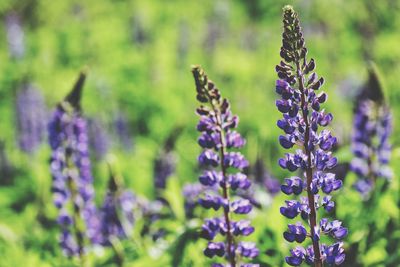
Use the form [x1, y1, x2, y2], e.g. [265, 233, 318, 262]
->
[16, 83, 47, 154]
[5, 12, 24, 59]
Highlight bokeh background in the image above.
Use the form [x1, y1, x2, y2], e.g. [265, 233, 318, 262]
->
[0, 0, 399, 266]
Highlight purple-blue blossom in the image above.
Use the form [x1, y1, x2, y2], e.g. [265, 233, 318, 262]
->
[275, 6, 346, 266]
[48, 71, 101, 257]
[192, 66, 258, 266]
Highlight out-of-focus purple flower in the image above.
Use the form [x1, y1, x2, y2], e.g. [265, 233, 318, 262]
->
[16, 83, 47, 154]
[276, 6, 346, 266]
[192, 66, 258, 266]
[350, 74, 392, 197]
[182, 183, 203, 218]
[5, 12, 24, 59]
[48, 71, 101, 257]
[99, 168, 136, 245]
[113, 111, 134, 151]
[87, 118, 110, 160]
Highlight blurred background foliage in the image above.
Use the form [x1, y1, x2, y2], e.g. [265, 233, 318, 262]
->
[0, 0, 399, 266]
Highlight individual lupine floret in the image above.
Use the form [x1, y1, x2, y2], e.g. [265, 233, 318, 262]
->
[350, 64, 392, 198]
[48, 71, 101, 257]
[192, 66, 258, 267]
[275, 6, 347, 266]
[16, 83, 47, 154]
[100, 165, 136, 245]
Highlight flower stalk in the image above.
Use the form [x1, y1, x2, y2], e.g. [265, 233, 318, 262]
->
[276, 6, 347, 266]
[192, 66, 258, 267]
[48, 70, 101, 261]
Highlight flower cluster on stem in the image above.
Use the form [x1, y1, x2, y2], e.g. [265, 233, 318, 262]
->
[275, 6, 347, 266]
[48, 71, 101, 258]
[192, 66, 258, 267]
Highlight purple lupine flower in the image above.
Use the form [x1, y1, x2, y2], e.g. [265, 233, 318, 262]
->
[88, 118, 110, 160]
[192, 66, 258, 266]
[113, 111, 134, 151]
[15, 83, 47, 154]
[100, 167, 136, 245]
[5, 12, 25, 59]
[276, 6, 346, 266]
[350, 65, 392, 198]
[48, 71, 101, 257]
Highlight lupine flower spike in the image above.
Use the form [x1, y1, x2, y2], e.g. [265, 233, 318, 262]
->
[48, 71, 101, 258]
[192, 66, 259, 267]
[275, 6, 347, 266]
[351, 63, 392, 198]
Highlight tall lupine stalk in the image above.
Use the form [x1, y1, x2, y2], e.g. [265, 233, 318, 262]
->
[351, 65, 392, 197]
[276, 6, 347, 266]
[192, 66, 258, 267]
[48, 71, 101, 259]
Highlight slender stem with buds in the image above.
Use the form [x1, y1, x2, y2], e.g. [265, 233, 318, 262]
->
[208, 93, 236, 267]
[296, 61, 322, 267]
